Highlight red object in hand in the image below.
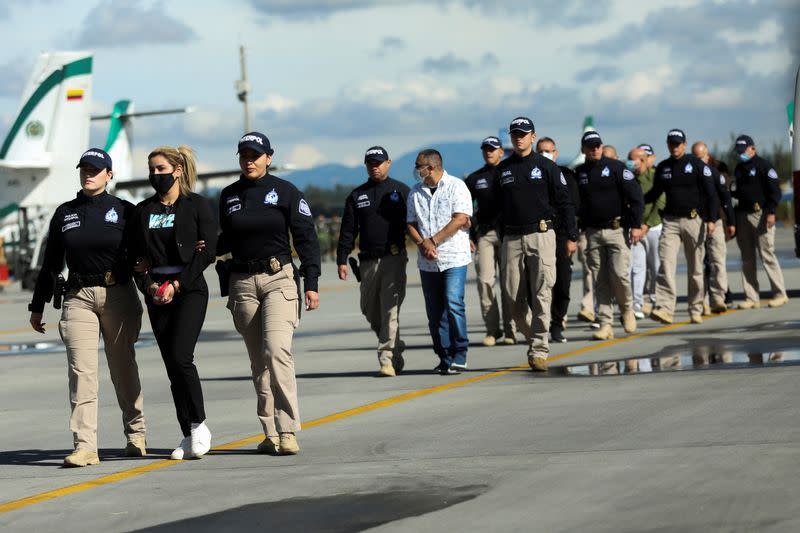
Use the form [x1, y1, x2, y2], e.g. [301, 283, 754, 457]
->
[156, 281, 171, 298]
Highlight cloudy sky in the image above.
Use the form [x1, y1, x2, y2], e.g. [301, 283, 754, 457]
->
[0, 0, 797, 177]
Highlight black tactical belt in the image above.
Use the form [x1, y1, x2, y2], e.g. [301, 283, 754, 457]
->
[735, 202, 762, 213]
[230, 255, 292, 274]
[504, 220, 554, 235]
[666, 208, 700, 219]
[67, 270, 123, 289]
[358, 245, 405, 260]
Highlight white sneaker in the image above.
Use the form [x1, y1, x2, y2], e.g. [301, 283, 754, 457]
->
[190, 421, 212, 457]
[170, 436, 192, 460]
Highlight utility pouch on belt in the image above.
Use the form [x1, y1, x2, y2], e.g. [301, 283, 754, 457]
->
[348, 256, 362, 282]
[53, 274, 66, 310]
[215, 259, 231, 297]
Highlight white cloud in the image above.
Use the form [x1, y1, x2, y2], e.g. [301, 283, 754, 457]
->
[717, 19, 781, 46]
[345, 77, 459, 109]
[286, 143, 325, 169]
[596, 66, 675, 102]
[253, 93, 298, 113]
[692, 87, 745, 108]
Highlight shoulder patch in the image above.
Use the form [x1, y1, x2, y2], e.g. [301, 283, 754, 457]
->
[768, 168, 778, 180]
[703, 166, 712, 177]
[298, 198, 312, 217]
[62, 221, 80, 232]
[623, 169, 634, 181]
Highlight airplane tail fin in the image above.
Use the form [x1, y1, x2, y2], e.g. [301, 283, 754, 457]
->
[582, 115, 594, 132]
[0, 52, 92, 166]
[104, 100, 134, 184]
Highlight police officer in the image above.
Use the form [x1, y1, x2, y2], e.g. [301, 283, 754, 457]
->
[731, 134, 788, 308]
[465, 136, 517, 346]
[218, 132, 321, 455]
[337, 146, 409, 377]
[691, 141, 736, 312]
[494, 117, 577, 371]
[576, 132, 643, 340]
[535, 136, 579, 343]
[645, 129, 717, 324]
[28, 148, 145, 467]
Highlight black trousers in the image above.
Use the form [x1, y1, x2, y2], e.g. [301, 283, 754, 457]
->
[550, 234, 573, 331]
[147, 275, 208, 436]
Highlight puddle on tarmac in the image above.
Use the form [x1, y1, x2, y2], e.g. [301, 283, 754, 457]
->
[132, 484, 487, 533]
[0, 336, 156, 356]
[558, 348, 800, 376]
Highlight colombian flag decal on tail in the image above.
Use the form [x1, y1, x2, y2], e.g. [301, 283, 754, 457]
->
[66, 89, 84, 101]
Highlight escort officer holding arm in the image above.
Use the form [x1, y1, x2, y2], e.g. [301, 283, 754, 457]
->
[337, 146, 410, 377]
[731, 134, 788, 308]
[535, 136, 579, 343]
[692, 141, 736, 313]
[218, 132, 321, 456]
[494, 117, 577, 372]
[576, 131, 644, 341]
[465, 136, 517, 347]
[28, 148, 145, 467]
[646, 129, 717, 324]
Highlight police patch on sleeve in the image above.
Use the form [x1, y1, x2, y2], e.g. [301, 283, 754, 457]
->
[298, 198, 312, 216]
[768, 168, 778, 180]
[703, 166, 712, 177]
[560, 172, 567, 185]
[623, 169, 634, 181]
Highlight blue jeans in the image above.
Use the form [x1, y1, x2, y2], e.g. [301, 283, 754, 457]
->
[419, 265, 469, 368]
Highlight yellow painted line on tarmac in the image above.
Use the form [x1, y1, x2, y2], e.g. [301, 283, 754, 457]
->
[0, 311, 735, 514]
[0, 327, 36, 336]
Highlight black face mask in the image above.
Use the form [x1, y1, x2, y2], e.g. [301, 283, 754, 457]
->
[149, 173, 176, 195]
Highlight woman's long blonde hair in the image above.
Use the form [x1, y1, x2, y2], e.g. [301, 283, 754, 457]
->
[148, 145, 197, 196]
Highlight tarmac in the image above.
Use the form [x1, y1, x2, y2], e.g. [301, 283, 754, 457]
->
[1, 228, 799, 532]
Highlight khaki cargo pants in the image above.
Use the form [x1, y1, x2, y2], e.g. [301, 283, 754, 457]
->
[585, 227, 633, 326]
[655, 215, 706, 316]
[359, 254, 406, 366]
[475, 230, 515, 338]
[58, 280, 144, 451]
[502, 230, 556, 358]
[227, 263, 301, 436]
[735, 211, 786, 303]
[705, 218, 729, 307]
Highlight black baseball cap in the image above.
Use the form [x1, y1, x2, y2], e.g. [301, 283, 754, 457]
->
[509, 116, 534, 133]
[237, 131, 274, 155]
[480, 136, 502, 150]
[76, 148, 112, 171]
[666, 129, 687, 144]
[364, 146, 389, 163]
[581, 131, 602, 147]
[734, 134, 754, 154]
[638, 143, 654, 156]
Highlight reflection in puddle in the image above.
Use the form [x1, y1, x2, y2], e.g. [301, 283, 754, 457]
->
[0, 336, 156, 356]
[560, 347, 800, 376]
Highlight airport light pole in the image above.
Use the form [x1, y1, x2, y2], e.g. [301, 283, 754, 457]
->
[236, 45, 251, 134]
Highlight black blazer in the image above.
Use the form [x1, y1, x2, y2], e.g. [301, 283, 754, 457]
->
[128, 192, 217, 293]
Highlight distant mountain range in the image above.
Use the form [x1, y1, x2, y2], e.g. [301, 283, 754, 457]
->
[281, 141, 487, 189]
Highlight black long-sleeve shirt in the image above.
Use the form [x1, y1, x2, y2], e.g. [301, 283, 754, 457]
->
[492, 151, 577, 240]
[336, 177, 409, 265]
[705, 164, 735, 223]
[732, 154, 781, 214]
[645, 154, 717, 222]
[576, 156, 643, 229]
[217, 173, 321, 292]
[128, 192, 217, 293]
[30, 191, 134, 313]
[465, 164, 501, 231]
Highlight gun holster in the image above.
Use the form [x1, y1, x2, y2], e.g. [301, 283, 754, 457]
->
[215, 259, 231, 297]
[53, 274, 66, 310]
[348, 256, 362, 282]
